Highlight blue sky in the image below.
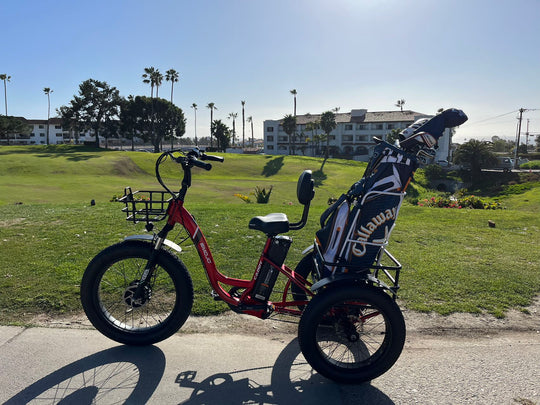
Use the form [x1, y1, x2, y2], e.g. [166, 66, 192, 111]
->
[1, 0, 539, 143]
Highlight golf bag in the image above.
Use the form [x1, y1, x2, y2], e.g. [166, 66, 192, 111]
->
[314, 108, 468, 278]
[315, 140, 418, 276]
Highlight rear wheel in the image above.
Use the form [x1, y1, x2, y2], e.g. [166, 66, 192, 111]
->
[298, 285, 405, 383]
[81, 240, 194, 345]
[291, 252, 317, 310]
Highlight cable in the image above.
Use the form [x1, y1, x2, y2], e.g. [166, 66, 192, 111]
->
[466, 110, 518, 126]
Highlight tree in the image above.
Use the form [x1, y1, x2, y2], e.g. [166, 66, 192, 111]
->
[191, 103, 198, 145]
[282, 114, 296, 155]
[241, 100, 246, 148]
[119, 96, 139, 151]
[535, 135, 540, 152]
[454, 139, 497, 183]
[122, 96, 185, 153]
[142, 67, 158, 98]
[306, 120, 320, 156]
[0, 74, 11, 116]
[58, 79, 122, 148]
[228, 112, 237, 145]
[206, 102, 217, 147]
[0, 115, 31, 144]
[43, 87, 53, 145]
[165, 69, 179, 104]
[386, 128, 401, 145]
[247, 115, 254, 147]
[320, 110, 337, 159]
[152, 70, 163, 98]
[211, 119, 230, 151]
[290, 89, 297, 116]
[395, 99, 405, 112]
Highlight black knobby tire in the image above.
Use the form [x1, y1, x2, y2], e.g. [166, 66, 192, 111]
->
[80, 240, 194, 345]
[291, 252, 316, 310]
[298, 285, 405, 383]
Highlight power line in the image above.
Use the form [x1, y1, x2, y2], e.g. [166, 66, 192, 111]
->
[466, 110, 518, 126]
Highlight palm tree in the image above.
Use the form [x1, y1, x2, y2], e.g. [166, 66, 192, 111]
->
[191, 103, 198, 145]
[206, 103, 217, 147]
[290, 89, 297, 116]
[282, 114, 296, 155]
[320, 110, 337, 159]
[395, 99, 405, 112]
[228, 112, 238, 145]
[142, 67, 157, 97]
[306, 120, 320, 156]
[241, 100, 246, 148]
[153, 70, 163, 98]
[165, 69, 179, 104]
[454, 139, 497, 183]
[1, 74, 11, 115]
[247, 116, 254, 147]
[43, 87, 53, 145]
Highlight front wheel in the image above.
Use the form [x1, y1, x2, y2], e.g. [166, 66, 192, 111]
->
[81, 240, 194, 345]
[298, 285, 405, 383]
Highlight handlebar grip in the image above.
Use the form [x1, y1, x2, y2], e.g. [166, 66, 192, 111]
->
[192, 158, 212, 171]
[202, 153, 224, 163]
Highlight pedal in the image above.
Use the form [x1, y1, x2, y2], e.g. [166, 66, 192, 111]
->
[210, 290, 222, 301]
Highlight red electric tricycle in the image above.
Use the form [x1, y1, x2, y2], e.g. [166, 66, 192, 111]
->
[81, 108, 467, 383]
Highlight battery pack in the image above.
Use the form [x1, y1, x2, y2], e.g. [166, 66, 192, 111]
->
[252, 236, 292, 302]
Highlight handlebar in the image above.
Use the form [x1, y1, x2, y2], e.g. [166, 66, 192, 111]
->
[156, 147, 224, 198]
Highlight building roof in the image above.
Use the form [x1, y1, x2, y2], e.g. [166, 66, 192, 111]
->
[26, 118, 63, 125]
[271, 110, 431, 125]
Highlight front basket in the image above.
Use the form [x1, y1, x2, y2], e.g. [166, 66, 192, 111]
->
[118, 187, 172, 224]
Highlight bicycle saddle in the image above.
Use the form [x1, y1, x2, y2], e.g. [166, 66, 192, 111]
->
[249, 213, 289, 235]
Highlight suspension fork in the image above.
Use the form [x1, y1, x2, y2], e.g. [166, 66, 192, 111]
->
[132, 222, 175, 301]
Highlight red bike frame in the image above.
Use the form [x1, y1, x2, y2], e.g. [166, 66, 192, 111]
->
[166, 198, 314, 318]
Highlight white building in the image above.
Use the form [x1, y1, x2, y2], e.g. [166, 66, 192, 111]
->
[263, 109, 454, 162]
[3, 118, 95, 145]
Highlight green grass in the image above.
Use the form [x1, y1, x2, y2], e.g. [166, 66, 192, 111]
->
[0, 145, 539, 323]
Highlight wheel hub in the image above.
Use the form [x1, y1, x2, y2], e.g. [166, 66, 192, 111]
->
[123, 281, 151, 308]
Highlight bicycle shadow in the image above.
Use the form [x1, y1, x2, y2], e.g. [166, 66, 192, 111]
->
[4, 345, 166, 404]
[175, 338, 394, 404]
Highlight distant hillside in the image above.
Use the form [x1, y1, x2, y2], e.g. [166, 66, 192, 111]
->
[0, 145, 367, 206]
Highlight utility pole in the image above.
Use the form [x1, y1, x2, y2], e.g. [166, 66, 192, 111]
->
[514, 108, 524, 169]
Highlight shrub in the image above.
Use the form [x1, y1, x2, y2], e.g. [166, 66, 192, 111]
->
[253, 186, 273, 203]
[235, 186, 273, 204]
[233, 193, 252, 203]
[418, 194, 503, 210]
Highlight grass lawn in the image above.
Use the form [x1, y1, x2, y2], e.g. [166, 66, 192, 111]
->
[0, 145, 538, 323]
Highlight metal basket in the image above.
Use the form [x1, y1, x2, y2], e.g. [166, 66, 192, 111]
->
[118, 187, 172, 224]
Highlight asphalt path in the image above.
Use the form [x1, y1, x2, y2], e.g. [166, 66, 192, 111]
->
[0, 321, 539, 404]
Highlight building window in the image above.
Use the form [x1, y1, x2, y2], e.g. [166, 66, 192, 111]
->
[342, 135, 353, 142]
[374, 124, 383, 130]
[55, 125, 62, 129]
[38, 125, 45, 129]
[267, 145, 274, 150]
[345, 124, 353, 131]
[278, 136, 288, 142]
[40, 133, 45, 137]
[267, 126, 274, 132]
[355, 146, 369, 155]
[267, 135, 274, 142]
[356, 124, 367, 130]
[356, 135, 369, 142]
[387, 123, 395, 130]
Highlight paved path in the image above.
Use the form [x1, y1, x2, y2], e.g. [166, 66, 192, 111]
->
[1, 323, 539, 404]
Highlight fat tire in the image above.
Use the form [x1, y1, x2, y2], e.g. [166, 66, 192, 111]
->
[81, 240, 193, 345]
[298, 285, 405, 383]
[291, 252, 316, 310]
